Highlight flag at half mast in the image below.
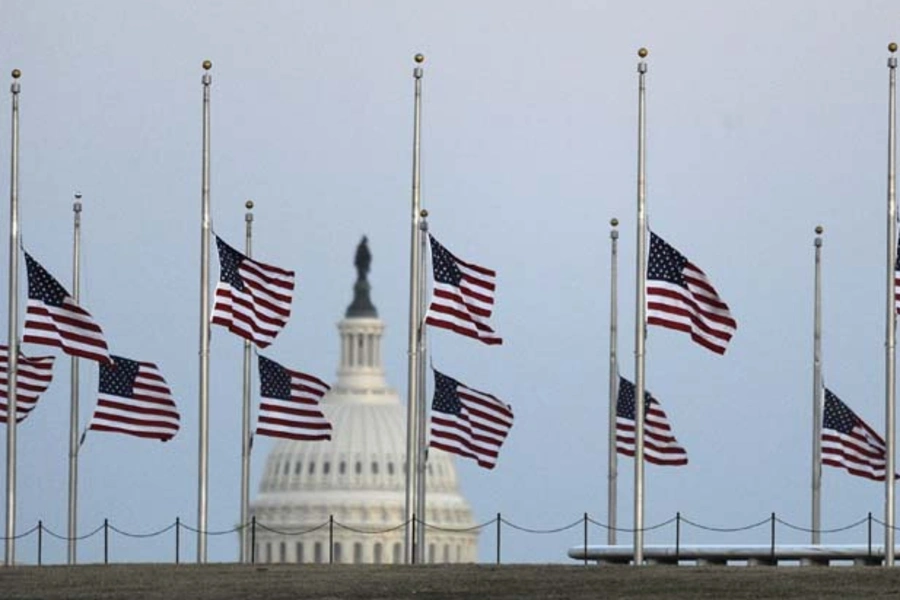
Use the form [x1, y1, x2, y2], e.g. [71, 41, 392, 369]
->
[23, 251, 112, 364]
[0, 345, 55, 424]
[89, 356, 180, 442]
[822, 387, 892, 481]
[425, 235, 502, 345]
[429, 369, 514, 469]
[616, 376, 688, 466]
[646, 230, 737, 355]
[212, 236, 295, 349]
[256, 355, 332, 441]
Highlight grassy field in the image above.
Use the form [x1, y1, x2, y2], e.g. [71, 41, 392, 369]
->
[2, 563, 900, 599]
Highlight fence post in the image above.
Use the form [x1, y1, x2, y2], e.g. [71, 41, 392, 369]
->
[37, 520, 43, 566]
[769, 512, 775, 562]
[329, 515, 334, 565]
[583, 512, 588, 566]
[175, 517, 180, 564]
[411, 514, 417, 565]
[496, 512, 501, 565]
[868, 512, 873, 557]
[104, 518, 109, 565]
[251, 516, 256, 564]
[675, 512, 681, 562]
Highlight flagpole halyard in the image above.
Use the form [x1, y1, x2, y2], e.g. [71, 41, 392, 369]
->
[240, 200, 254, 563]
[608, 217, 619, 546]
[885, 41, 897, 567]
[67, 193, 83, 565]
[633, 47, 649, 567]
[812, 225, 823, 545]
[404, 52, 425, 564]
[5, 67, 21, 567]
[197, 58, 212, 564]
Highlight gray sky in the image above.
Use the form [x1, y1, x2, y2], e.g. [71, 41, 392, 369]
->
[0, 1, 898, 563]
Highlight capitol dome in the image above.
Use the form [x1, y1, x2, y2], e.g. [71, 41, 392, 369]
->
[249, 237, 479, 564]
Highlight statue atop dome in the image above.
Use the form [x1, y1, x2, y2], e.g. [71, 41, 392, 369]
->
[346, 236, 378, 318]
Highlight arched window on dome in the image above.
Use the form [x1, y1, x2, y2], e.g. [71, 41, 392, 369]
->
[392, 543, 402, 564]
[443, 545, 450, 563]
[339, 461, 346, 475]
[334, 542, 343, 564]
[279, 542, 286, 563]
[282, 462, 290, 475]
[428, 544, 435, 564]
[371, 461, 379, 475]
[353, 542, 363, 564]
[314, 542, 323, 564]
[323, 462, 331, 475]
[265, 542, 272, 563]
[374, 542, 383, 564]
[355, 461, 362, 475]
[296, 542, 304, 563]
[387, 462, 394, 476]
[308, 462, 316, 475]
[294, 461, 302, 476]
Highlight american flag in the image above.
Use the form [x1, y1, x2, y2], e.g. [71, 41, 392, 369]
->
[212, 236, 294, 349]
[616, 376, 688, 467]
[646, 231, 736, 355]
[23, 251, 112, 364]
[256, 355, 332, 441]
[0, 345, 55, 424]
[425, 235, 502, 346]
[88, 356, 180, 442]
[822, 387, 890, 481]
[429, 369, 514, 470]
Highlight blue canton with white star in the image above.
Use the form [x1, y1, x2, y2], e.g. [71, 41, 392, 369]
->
[823, 389, 858, 435]
[432, 370, 462, 415]
[216, 236, 246, 291]
[24, 252, 71, 307]
[259, 355, 292, 400]
[647, 232, 688, 287]
[616, 376, 656, 419]
[429, 236, 463, 287]
[99, 356, 140, 397]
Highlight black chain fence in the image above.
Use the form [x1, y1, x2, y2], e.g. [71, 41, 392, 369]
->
[0, 511, 889, 566]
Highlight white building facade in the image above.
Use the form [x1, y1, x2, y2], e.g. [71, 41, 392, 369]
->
[249, 238, 479, 564]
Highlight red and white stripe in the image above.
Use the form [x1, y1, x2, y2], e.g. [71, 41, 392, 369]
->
[430, 382, 514, 470]
[0, 345, 55, 423]
[89, 361, 180, 442]
[256, 370, 332, 441]
[24, 297, 112, 364]
[616, 401, 688, 467]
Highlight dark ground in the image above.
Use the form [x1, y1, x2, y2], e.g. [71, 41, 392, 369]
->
[2, 564, 900, 600]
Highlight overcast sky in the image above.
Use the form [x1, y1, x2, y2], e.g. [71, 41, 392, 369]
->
[1, 1, 898, 564]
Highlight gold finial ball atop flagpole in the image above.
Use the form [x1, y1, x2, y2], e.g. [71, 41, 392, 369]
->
[245, 200, 254, 210]
[11, 69, 21, 79]
[610, 218, 619, 227]
[414, 53, 425, 64]
[890, 42, 898, 53]
[202, 60, 212, 70]
[638, 48, 649, 58]
[420, 209, 429, 218]
[815, 225, 824, 235]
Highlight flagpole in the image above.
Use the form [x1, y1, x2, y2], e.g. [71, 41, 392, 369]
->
[415, 208, 429, 563]
[197, 59, 212, 564]
[607, 217, 619, 546]
[5, 68, 21, 567]
[886, 41, 897, 568]
[633, 48, 649, 567]
[811, 225, 823, 545]
[239, 199, 254, 563]
[404, 52, 424, 564]
[67, 193, 83, 564]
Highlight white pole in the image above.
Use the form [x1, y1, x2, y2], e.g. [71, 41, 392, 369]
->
[404, 53, 424, 564]
[240, 200, 254, 563]
[811, 225, 823, 545]
[885, 41, 897, 567]
[633, 48, 649, 567]
[4, 68, 21, 567]
[197, 59, 212, 564]
[415, 210, 429, 563]
[68, 193, 83, 564]
[607, 218, 619, 546]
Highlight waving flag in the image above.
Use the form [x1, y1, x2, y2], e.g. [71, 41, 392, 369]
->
[616, 377, 688, 466]
[256, 355, 332, 441]
[23, 251, 112, 364]
[429, 369, 513, 469]
[425, 235, 502, 345]
[212, 236, 294, 349]
[822, 388, 891, 481]
[88, 356, 180, 442]
[0, 345, 55, 423]
[646, 231, 736, 354]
